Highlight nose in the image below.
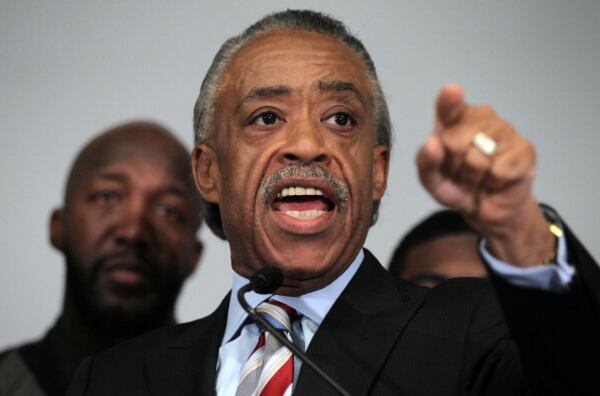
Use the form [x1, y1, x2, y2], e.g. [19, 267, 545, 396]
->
[278, 118, 332, 166]
[113, 201, 151, 248]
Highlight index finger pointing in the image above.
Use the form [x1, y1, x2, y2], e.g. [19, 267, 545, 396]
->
[436, 84, 467, 128]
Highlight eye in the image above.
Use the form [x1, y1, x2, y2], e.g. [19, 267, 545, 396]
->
[252, 111, 283, 127]
[323, 112, 356, 129]
[90, 190, 121, 205]
[155, 204, 187, 224]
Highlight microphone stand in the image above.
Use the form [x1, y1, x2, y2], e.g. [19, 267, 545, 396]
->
[238, 283, 352, 396]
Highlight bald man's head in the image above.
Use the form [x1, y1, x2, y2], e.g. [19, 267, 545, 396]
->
[50, 121, 202, 341]
[64, 121, 197, 215]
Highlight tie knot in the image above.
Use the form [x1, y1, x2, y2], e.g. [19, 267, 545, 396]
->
[255, 300, 296, 333]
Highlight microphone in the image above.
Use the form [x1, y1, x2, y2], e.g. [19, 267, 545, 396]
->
[237, 267, 352, 396]
[247, 266, 283, 294]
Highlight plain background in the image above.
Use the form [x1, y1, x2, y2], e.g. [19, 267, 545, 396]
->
[1, 0, 599, 348]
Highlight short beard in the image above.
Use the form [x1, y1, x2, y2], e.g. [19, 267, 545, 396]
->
[64, 250, 184, 344]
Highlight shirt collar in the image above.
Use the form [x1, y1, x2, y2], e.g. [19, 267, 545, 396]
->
[221, 248, 364, 345]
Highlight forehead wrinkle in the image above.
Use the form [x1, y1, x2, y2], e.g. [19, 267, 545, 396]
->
[316, 80, 367, 107]
[91, 171, 129, 184]
[235, 85, 292, 112]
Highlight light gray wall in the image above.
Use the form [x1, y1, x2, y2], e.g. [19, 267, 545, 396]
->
[1, 0, 599, 348]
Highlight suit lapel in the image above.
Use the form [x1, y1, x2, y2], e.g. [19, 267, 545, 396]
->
[294, 250, 423, 396]
[145, 295, 229, 396]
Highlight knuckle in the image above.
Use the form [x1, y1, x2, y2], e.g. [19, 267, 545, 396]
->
[499, 119, 514, 133]
[489, 164, 512, 184]
[478, 104, 497, 119]
[513, 138, 536, 164]
[465, 153, 487, 172]
[524, 139, 536, 158]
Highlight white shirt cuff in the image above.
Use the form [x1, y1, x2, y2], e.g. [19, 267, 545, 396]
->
[480, 235, 575, 292]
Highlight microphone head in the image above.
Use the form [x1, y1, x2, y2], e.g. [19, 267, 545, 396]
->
[251, 267, 283, 294]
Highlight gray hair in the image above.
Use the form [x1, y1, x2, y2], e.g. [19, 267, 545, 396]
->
[193, 9, 391, 240]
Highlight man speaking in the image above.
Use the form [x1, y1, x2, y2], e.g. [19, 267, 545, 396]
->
[68, 10, 599, 396]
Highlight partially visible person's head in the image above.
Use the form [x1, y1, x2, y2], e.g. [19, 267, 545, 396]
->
[50, 121, 203, 340]
[191, 10, 390, 294]
[389, 210, 487, 287]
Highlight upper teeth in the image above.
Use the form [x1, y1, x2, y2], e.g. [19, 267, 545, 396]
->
[277, 186, 325, 198]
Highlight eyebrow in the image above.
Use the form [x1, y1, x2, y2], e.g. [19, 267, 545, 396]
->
[92, 172, 191, 198]
[317, 80, 366, 106]
[160, 186, 191, 199]
[237, 85, 291, 111]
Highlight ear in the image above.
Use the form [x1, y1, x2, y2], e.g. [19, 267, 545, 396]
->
[372, 145, 390, 201]
[49, 208, 65, 252]
[192, 144, 221, 204]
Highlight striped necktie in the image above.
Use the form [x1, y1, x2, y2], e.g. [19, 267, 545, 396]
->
[236, 300, 296, 396]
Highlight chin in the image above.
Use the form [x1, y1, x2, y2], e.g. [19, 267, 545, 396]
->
[271, 246, 344, 279]
[277, 260, 329, 279]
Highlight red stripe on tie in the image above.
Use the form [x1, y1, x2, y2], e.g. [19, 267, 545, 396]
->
[259, 355, 293, 396]
[252, 333, 266, 353]
[268, 300, 297, 320]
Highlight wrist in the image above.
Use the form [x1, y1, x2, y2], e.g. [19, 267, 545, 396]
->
[483, 199, 557, 267]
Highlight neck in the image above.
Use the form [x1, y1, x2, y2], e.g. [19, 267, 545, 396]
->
[59, 291, 176, 356]
[59, 296, 110, 356]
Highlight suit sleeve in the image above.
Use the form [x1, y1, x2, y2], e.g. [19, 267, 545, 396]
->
[460, 285, 527, 396]
[489, 223, 600, 395]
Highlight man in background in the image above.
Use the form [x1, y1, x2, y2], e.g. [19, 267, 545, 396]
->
[0, 121, 203, 396]
[389, 210, 486, 287]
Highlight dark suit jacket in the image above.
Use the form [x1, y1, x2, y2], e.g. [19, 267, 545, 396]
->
[0, 323, 84, 396]
[67, 229, 599, 396]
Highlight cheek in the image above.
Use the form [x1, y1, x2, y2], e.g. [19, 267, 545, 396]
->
[219, 143, 275, 199]
[344, 145, 375, 191]
[64, 217, 99, 263]
[157, 233, 192, 269]
[67, 203, 118, 250]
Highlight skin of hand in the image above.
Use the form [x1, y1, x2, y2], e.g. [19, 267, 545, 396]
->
[416, 84, 556, 267]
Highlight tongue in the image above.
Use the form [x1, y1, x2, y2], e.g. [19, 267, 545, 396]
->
[273, 199, 329, 212]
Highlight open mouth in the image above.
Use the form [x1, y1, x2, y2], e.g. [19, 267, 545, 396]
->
[260, 164, 349, 232]
[271, 185, 335, 220]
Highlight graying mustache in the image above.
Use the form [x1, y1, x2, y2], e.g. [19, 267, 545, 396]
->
[260, 165, 349, 208]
